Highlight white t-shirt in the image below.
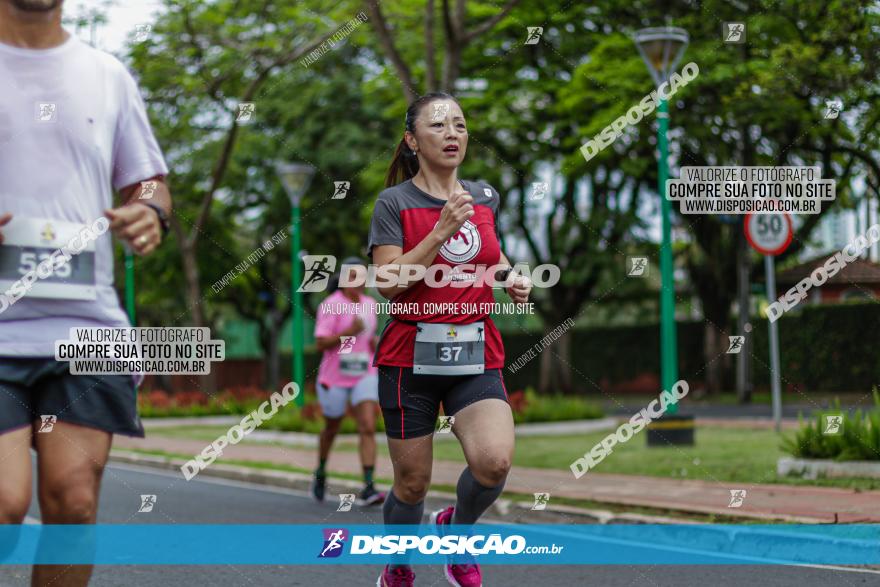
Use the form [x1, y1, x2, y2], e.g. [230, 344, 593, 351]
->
[0, 33, 168, 356]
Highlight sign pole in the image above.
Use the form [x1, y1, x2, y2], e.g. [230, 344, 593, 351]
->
[765, 255, 782, 432]
[744, 213, 791, 434]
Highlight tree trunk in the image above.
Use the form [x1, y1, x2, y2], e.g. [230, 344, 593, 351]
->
[179, 240, 216, 393]
[537, 327, 573, 394]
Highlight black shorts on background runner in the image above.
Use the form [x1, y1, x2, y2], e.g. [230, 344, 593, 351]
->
[377, 366, 509, 439]
[0, 358, 145, 437]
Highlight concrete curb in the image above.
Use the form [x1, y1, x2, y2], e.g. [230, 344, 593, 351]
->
[109, 450, 880, 565]
[108, 450, 691, 525]
[141, 416, 619, 448]
[778, 456, 880, 480]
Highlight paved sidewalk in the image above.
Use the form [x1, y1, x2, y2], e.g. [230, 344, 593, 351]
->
[113, 434, 880, 523]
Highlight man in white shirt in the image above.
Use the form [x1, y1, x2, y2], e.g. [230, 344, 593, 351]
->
[0, 1, 172, 585]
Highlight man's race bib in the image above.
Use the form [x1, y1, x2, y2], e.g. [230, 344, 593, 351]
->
[413, 321, 485, 376]
[0, 217, 97, 300]
[339, 352, 370, 377]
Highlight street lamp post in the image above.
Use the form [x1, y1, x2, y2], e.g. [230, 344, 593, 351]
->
[634, 27, 688, 413]
[275, 162, 315, 407]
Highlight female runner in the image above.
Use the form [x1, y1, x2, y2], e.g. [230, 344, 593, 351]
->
[368, 93, 532, 587]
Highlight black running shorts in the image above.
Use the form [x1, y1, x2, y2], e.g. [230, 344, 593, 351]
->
[377, 365, 510, 439]
[0, 358, 145, 437]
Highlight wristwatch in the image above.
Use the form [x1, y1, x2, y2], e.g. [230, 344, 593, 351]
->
[142, 202, 170, 236]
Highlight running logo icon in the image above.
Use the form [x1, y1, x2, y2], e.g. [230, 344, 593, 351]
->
[529, 182, 548, 201]
[431, 103, 450, 122]
[437, 416, 455, 433]
[298, 255, 336, 292]
[727, 336, 744, 354]
[139, 180, 158, 200]
[628, 257, 648, 277]
[133, 24, 152, 42]
[36, 103, 57, 123]
[338, 336, 356, 354]
[723, 22, 745, 43]
[823, 415, 843, 435]
[332, 181, 350, 200]
[337, 494, 355, 512]
[38, 415, 57, 433]
[236, 103, 255, 123]
[138, 494, 157, 513]
[525, 27, 543, 45]
[824, 100, 842, 119]
[531, 492, 550, 510]
[728, 489, 746, 508]
[318, 528, 348, 558]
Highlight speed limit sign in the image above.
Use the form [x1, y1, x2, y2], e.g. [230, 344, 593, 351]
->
[744, 214, 792, 256]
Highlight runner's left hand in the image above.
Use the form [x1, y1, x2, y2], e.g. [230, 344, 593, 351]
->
[506, 274, 531, 304]
[105, 204, 162, 256]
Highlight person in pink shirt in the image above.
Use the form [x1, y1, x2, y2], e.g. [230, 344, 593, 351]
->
[312, 256, 385, 506]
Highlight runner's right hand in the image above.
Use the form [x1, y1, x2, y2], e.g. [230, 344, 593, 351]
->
[0, 213, 11, 244]
[434, 190, 474, 241]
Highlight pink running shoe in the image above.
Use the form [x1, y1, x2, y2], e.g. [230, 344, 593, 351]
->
[430, 506, 483, 587]
[376, 564, 415, 587]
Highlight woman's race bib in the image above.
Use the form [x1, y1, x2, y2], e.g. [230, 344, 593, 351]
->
[413, 321, 485, 375]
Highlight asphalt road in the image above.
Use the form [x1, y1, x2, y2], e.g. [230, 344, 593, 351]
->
[0, 463, 877, 586]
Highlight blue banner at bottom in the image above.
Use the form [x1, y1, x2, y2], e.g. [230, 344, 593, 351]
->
[1, 524, 878, 565]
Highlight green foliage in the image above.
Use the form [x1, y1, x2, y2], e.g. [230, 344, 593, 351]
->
[502, 302, 880, 394]
[511, 388, 604, 424]
[782, 388, 880, 462]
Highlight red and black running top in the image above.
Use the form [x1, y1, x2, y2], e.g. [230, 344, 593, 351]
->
[367, 178, 504, 369]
